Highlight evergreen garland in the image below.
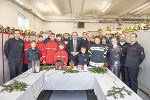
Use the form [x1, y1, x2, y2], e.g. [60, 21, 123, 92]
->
[63, 69, 79, 74]
[107, 86, 132, 100]
[0, 80, 28, 93]
[88, 67, 108, 74]
[40, 65, 55, 71]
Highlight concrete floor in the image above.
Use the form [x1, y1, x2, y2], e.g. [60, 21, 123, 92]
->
[37, 89, 150, 100]
[37, 90, 97, 100]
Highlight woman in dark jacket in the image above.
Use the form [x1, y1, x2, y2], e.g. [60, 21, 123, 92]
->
[108, 37, 122, 77]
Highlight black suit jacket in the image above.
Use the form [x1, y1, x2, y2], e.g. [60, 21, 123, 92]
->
[66, 40, 81, 54]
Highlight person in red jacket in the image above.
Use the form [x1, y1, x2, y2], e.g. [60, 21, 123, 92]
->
[43, 33, 59, 65]
[56, 34, 66, 50]
[54, 42, 68, 65]
[36, 35, 44, 65]
[23, 34, 31, 72]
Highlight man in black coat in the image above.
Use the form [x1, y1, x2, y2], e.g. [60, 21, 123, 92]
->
[118, 34, 129, 83]
[66, 32, 81, 65]
[124, 33, 145, 93]
[81, 32, 88, 52]
[4, 29, 24, 79]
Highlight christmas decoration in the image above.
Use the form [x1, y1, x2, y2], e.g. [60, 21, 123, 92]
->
[88, 67, 108, 74]
[40, 65, 55, 71]
[63, 69, 79, 74]
[0, 80, 28, 93]
[107, 86, 132, 100]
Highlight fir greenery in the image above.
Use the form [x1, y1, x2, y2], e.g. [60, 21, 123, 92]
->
[88, 67, 108, 74]
[107, 86, 132, 100]
[40, 65, 55, 71]
[63, 69, 80, 74]
[0, 80, 28, 93]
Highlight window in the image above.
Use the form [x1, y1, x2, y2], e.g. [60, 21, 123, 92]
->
[18, 12, 29, 29]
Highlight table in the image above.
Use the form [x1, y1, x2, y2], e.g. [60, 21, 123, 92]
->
[0, 69, 143, 100]
[0, 69, 45, 100]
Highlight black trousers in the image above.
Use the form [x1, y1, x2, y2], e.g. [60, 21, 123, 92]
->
[120, 66, 126, 83]
[68, 55, 78, 66]
[23, 64, 28, 72]
[124, 66, 139, 93]
[8, 60, 23, 79]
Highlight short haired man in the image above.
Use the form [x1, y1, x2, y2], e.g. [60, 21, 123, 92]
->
[23, 34, 31, 72]
[81, 32, 88, 52]
[66, 32, 81, 65]
[124, 33, 145, 93]
[4, 29, 24, 79]
[118, 34, 129, 83]
[43, 33, 59, 65]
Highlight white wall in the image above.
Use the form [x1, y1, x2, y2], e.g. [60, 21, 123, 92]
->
[43, 21, 135, 36]
[0, 0, 44, 33]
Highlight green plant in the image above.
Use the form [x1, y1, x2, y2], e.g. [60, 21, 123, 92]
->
[40, 65, 55, 71]
[1, 80, 28, 93]
[88, 67, 108, 74]
[107, 86, 132, 100]
[63, 69, 79, 74]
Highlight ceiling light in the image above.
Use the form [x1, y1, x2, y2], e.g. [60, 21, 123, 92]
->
[36, 13, 45, 20]
[50, 5, 61, 15]
[130, 2, 150, 13]
[16, 0, 23, 5]
[102, 3, 111, 12]
[134, 6, 150, 15]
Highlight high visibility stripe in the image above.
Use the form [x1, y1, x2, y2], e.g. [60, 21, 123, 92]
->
[89, 61, 104, 67]
[88, 50, 92, 54]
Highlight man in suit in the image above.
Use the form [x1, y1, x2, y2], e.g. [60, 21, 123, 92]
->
[67, 32, 81, 65]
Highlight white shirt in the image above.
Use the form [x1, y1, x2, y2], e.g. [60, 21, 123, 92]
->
[120, 42, 125, 45]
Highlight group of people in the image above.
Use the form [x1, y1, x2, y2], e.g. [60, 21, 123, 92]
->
[4, 28, 145, 93]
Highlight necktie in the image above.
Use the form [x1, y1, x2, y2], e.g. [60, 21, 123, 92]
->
[73, 40, 76, 52]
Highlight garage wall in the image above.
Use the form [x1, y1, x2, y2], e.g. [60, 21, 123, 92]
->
[43, 21, 135, 36]
[0, 0, 44, 33]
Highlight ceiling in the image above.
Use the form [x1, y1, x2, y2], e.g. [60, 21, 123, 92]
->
[13, 0, 150, 22]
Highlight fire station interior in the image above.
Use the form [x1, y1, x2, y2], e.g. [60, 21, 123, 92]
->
[0, 0, 150, 100]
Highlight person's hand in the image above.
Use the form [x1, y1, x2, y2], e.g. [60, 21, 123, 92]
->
[71, 52, 76, 56]
[43, 61, 46, 64]
[75, 52, 79, 55]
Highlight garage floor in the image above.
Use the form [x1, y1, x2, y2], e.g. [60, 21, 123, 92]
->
[37, 89, 150, 100]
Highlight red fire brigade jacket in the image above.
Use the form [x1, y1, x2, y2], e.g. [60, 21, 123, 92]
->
[23, 41, 31, 64]
[54, 49, 68, 65]
[36, 41, 44, 64]
[42, 40, 59, 64]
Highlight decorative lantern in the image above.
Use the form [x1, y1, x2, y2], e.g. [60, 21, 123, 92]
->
[32, 59, 40, 73]
[55, 59, 64, 70]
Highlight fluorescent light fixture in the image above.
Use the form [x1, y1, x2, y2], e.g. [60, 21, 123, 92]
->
[102, 2, 111, 12]
[16, 0, 23, 5]
[36, 13, 45, 20]
[134, 6, 150, 15]
[130, 2, 150, 13]
[50, 5, 61, 15]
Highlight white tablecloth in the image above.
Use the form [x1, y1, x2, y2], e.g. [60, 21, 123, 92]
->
[0, 69, 143, 100]
[0, 69, 45, 100]
[93, 70, 142, 100]
[43, 70, 94, 90]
